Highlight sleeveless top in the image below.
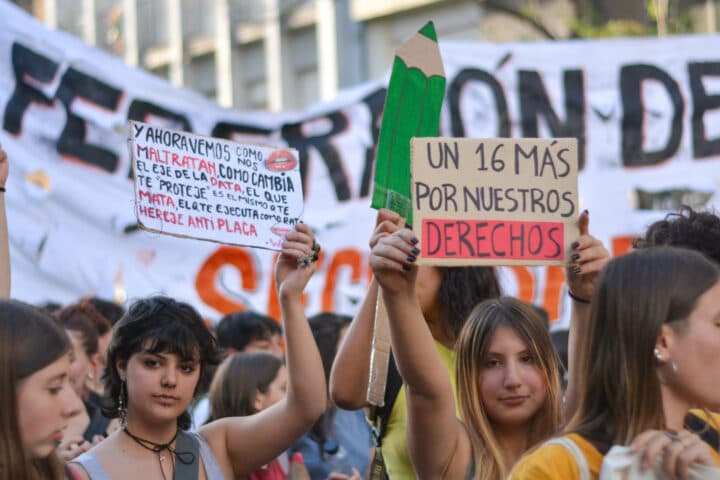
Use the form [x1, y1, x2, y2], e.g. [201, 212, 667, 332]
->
[72, 431, 224, 480]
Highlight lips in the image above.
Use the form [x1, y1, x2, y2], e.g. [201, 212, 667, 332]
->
[265, 150, 298, 172]
[499, 395, 529, 406]
[53, 431, 64, 443]
[153, 394, 180, 406]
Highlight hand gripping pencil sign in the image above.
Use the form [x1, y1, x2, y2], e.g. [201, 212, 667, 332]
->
[367, 22, 446, 407]
[129, 121, 303, 250]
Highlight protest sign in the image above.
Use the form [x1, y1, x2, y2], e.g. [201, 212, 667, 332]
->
[411, 137, 579, 266]
[130, 121, 303, 249]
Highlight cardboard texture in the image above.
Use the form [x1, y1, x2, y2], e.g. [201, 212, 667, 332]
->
[411, 137, 579, 267]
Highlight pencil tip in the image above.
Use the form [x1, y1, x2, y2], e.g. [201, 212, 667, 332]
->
[418, 21, 437, 42]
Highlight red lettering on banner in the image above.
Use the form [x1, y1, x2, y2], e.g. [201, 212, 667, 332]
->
[423, 219, 564, 260]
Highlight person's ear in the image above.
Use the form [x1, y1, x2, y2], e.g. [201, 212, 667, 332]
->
[253, 391, 265, 412]
[654, 324, 676, 365]
[115, 357, 127, 382]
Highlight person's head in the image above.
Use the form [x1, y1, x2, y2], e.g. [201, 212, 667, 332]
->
[416, 266, 501, 339]
[103, 296, 222, 430]
[215, 310, 283, 357]
[0, 300, 83, 479]
[456, 297, 561, 480]
[52, 303, 110, 397]
[570, 247, 720, 445]
[86, 297, 126, 326]
[207, 352, 286, 420]
[634, 206, 720, 265]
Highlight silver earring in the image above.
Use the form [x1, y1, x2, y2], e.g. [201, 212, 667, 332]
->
[654, 348, 663, 362]
[670, 359, 678, 373]
[118, 380, 128, 427]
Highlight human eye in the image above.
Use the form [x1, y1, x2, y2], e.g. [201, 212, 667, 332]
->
[143, 358, 160, 368]
[484, 358, 500, 368]
[180, 363, 196, 374]
[521, 354, 536, 364]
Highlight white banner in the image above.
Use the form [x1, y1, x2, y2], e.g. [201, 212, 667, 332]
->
[1, 3, 718, 327]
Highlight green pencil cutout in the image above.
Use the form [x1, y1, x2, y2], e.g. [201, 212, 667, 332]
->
[371, 21, 446, 226]
[367, 22, 446, 409]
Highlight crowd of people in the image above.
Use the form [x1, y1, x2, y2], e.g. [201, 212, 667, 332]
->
[3, 137, 720, 480]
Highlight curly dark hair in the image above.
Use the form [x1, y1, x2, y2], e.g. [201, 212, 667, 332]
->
[634, 206, 720, 265]
[437, 266, 501, 339]
[101, 296, 222, 430]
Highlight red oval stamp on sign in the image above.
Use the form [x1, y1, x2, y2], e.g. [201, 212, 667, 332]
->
[271, 224, 293, 237]
[265, 149, 298, 172]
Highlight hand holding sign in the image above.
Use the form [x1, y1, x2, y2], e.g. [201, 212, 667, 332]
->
[368, 228, 419, 296]
[565, 211, 610, 302]
[275, 223, 320, 300]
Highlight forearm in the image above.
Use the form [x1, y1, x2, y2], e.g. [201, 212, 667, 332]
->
[0, 195, 10, 298]
[280, 293, 327, 421]
[382, 289, 452, 402]
[564, 299, 590, 420]
[329, 279, 378, 408]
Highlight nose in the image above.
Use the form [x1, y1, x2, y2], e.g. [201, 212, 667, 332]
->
[61, 385, 85, 418]
[161, 365, 177, 388]
[503, 360, 522, 389]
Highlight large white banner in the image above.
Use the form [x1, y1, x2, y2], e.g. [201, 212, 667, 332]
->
[1, 3, 718, 326]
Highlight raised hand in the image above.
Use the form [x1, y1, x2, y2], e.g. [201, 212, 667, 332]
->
[274, 222, 319, 299]
[369, 228, 419, 296]
[566, 210, 610, 302]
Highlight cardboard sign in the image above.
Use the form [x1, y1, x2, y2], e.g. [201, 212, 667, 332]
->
[130, 121, 303, 250]
[411, 138, 579, 266]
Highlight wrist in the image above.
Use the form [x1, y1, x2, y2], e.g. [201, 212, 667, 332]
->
[568, 290, 590, 304]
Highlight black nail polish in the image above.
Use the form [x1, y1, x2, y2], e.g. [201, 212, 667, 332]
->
[410, 237, 419, 244]
[573, 266, 581, 274]
[411, 247, 420, 255]
[571, 241, 579, 249]
[402, 264, 411, 271]
[571, 253, 580, 261]
[407, 255, 416, 262]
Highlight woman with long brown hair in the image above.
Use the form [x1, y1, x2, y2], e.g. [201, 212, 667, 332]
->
[0, 300, 84, 480]
[512, 247, 720, 479]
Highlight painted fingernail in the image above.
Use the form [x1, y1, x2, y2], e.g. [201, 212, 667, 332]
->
[411, 247, 420, 255]
[410, 237, 419, 244]
[571, 253, 580, 261]
[583, 209, 589, 216]
[571, 241, 580, 249]
[407, 255, 416, 262]
[573, 266, 581, 274]
[402, 264, 411, 271]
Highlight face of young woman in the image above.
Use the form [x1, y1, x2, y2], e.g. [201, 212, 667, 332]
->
[479, 326, 547, 428]
[666, 281, 720, 408]
[17, 354, 84, 458]
[122, 349, 201, 424]
[66, 329, 92, 396]
[254, 365, 288, 412]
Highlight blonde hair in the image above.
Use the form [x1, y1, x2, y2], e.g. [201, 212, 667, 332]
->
[456, 297, 562, 480]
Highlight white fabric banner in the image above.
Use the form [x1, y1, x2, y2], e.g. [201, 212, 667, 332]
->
[1, 3, 718, 327]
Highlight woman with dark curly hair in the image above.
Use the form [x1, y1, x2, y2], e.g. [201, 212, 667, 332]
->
[70, 224, 327, 480]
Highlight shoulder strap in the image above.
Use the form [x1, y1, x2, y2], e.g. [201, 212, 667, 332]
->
[372, 351, 403, 447]
[174, 431, 200, 480]
[543, 437, 591, 480]
[686, 412, 720, 451]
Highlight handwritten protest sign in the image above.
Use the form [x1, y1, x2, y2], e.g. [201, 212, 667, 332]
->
[411, 138, 579, 266]
[130, 121, 303, 250]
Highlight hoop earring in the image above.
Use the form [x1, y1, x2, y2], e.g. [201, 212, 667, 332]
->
[118, 380, 128, 427]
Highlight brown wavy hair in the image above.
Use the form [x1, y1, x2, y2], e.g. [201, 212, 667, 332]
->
[0, 300, 70, 480]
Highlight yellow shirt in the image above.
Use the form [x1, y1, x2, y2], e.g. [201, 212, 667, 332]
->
[381, 340, 459, 480]
[512, 415, 720, 480]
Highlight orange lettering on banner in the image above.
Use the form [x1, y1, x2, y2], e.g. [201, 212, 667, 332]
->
[322, 249, 363, 312]
[612, 235, 634, 256]
[511, 266, 535, 303]
[195, 246, 257, 314]
[543, 266, 565, 323]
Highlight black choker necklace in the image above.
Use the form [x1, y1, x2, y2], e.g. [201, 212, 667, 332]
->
[123, 427, 195, 480]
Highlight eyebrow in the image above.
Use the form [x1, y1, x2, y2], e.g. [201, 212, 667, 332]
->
[46, 373, 67, 384]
